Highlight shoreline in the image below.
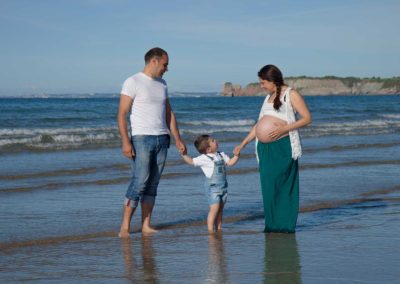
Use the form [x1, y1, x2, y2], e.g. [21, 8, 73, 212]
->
[223, 92, 400, 97]
[0, 197, 399, 283]
[2, 187, 398, 250]
[221, 90, 400, 97]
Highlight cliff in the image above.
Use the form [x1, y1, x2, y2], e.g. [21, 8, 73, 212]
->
[220, 76, 400, 96]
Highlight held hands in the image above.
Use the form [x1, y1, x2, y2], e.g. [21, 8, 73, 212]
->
[176, 139, 187, 155]
[233, 145, 243, 156]
[180, 148, 188, 155]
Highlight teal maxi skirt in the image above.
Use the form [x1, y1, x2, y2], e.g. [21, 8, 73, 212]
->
[257, 136, 299, 233]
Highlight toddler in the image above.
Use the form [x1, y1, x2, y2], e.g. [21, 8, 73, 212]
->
[181, 134, 239, 233]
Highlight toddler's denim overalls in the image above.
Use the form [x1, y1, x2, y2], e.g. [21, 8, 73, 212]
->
[204, 152, 228, 205]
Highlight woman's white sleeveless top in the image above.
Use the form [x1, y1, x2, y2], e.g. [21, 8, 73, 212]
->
[256, 87, 302, 160]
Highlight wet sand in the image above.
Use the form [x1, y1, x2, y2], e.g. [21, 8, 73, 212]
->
[1, 198, 399, 283]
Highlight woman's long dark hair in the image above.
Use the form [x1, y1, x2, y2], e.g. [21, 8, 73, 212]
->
[258, 65, 284, 110]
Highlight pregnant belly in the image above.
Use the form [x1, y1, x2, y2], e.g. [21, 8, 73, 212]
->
[255, 115, 288, 143]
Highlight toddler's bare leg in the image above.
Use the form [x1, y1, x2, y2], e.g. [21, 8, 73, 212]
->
[207, 203, 221, 233]
[215, 202, 225, 231]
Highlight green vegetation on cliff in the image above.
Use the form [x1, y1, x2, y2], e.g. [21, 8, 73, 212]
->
[285, 76, 400, 89]
[222, 76, 400, 96]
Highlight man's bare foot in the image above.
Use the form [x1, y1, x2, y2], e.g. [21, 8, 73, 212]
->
[118, 230, 131, 238]
[142, 226, 158, 234]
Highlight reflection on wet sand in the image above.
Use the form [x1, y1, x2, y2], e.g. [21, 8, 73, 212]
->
[120, 236, 158, 283]
[206, 233, 229, 283]
[264, 234, 301, 284]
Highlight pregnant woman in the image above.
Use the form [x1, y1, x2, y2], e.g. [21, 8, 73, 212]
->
[234, 64, 312, 233]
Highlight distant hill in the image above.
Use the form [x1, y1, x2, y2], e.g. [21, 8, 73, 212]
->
[221, 76, 400, 96]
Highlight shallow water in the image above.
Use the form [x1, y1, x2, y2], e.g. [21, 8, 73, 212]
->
[1, 95, 400, 282]
[1, 198, 399, 283]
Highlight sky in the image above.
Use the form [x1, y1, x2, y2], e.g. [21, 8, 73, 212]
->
[0, 0, 399, 96]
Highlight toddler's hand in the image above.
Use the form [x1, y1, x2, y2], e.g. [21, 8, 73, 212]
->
[180, 147, 187, 155]
[233, 145, 242, 156]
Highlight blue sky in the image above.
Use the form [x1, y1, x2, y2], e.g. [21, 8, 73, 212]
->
[0, 0, 399, 95]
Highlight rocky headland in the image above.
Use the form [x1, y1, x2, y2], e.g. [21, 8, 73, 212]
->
[221, 76, 400, 96]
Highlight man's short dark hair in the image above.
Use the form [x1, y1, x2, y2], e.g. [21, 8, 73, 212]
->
[194, 134, 211, 154]
[144, 47, 168, 64]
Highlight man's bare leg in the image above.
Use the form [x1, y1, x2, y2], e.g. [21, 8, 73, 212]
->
[141, 201, 158, 234]
[119, 204, 136, 238]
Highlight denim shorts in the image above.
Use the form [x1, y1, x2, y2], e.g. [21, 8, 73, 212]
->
[125, 134, 170, 208]
[204, 182, 228, 205]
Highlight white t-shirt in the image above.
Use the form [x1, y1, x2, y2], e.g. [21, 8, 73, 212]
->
[192, 152, 230, 178]
[121, 72, 169, 136]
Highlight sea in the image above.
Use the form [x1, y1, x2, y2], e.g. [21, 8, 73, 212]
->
[1, 93, 400, 283]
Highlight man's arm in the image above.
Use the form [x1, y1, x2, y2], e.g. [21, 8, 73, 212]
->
[166, 98, 186, 153]
[117, 95, 134, 159]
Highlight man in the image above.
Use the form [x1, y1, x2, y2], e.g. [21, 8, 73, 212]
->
[117, 47, 186, 237]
